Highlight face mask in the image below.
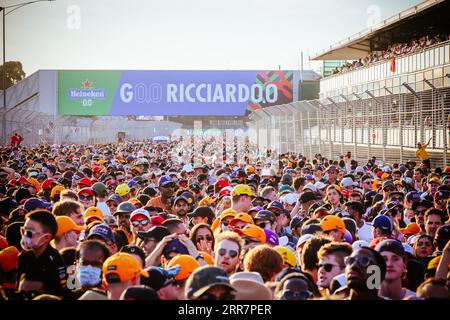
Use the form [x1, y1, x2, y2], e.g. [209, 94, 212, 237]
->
[77, 265, 102, 287]
[20, 233, 46, 251]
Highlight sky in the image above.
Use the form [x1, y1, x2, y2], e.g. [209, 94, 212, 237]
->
[2, 0, 422, 76]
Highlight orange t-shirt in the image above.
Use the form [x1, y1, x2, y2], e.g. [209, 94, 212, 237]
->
[147, 196, 167, 211]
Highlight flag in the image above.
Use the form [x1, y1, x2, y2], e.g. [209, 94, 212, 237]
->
[390, 57, 396, 73]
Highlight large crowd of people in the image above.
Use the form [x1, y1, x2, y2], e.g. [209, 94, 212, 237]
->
[331, 34, 450, 75]
[0, 139, 449, 300]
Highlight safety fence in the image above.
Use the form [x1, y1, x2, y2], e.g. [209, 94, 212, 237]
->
[248, 76, 450, 168]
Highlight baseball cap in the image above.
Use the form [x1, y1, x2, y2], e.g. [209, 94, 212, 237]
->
[120, 285, 159, 300]
[372, 215, 393, 233]
[50, 185, 64, 198]
[281, 174, 293, 185]
[115, 202, 136, 215]
[158, 175, 174, 187]
[301, 223, 323, 235]
[319, 215, 346, 233]
[406, 191, 422, 203]
[274, 246, 297, 267]
[435, 224, 450, 242]
[314, 181, 327, 190]
[137, 226, 170, 242]
[375, 239, 405, 257]
[78, 178, 92, 187]
[0, 246, 20, 272]
[23, 198, 50, 212]
[115, 184, 131, 197]
[215, 179, 230, 191]
[263, 229, 279, 246]
[163, 239, 189, 260]
[83, 207, 104, 223]
[427, 176, 441, 185]
[78, 187, 96, 197]
[234, 225, 266, 243]
[87, 223, 115, 243]
[167, 254, 200, 281]
[229, 213, 254, 227]
[381, 180, 394, 190]
[411, 199, 434, 211]
[231, 184, 255, 197]
[41, 178, 58, 191]
[299, 192, 318, 204]
[296, 234, 314, 249]
[103, 252, 149, 284]
[106, 194, 124, 205]
[352, 240, 370, 251]
[280, 193, 299, 205]
[187, 206, 214, 219]
[267, 201, 284, 212]
[340, 177, 354, 189]
[55, 216, 85, 237]
[219, 208, 237, 221]
[130, 208, 151, 221]
[185, 266, 235, 299]
[400, 222, 421, 235]
[145, 266, 181, 291]
[303, 183, 318, 193]
[253, 210, 276, 223]
[279, 185, 295, 194]
[92, 182, 107, 195]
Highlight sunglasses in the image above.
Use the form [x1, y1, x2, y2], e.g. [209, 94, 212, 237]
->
[384, 188, 395, 192]
[198, 292, 235, 300]
[79, 195, 93, 201]
[318, 263, 342, 272]
[344, 256, 374, 268]
[196, 235, 213, 242]
[414, 210, 427, 215]
[132, 219, 149, 227]
[390, 197, 404, 202]
[218, 248, 239, 258]
[221, 220, 230, 227]
[20, 227, 44, 239]
[256, 222, 270, 228]
[281, 290, 313, 300]
[363, 181, 373, 185]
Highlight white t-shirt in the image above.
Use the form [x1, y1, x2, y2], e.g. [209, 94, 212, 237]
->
[357, 221, 373, 243]
[96, 202, 111, 219]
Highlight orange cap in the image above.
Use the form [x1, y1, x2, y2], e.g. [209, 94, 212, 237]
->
[211, 218, 220, 233]
[84, 207, 104, 223]
[234, 225, 266, 243]
[229, 213, 254, 226]
[103, 252, 149, 283]
[220, 208, 237, 221]
[56, 216, 85, 237]
[51, 185, 65, 198]
[129, 198, 143, 207]
[381, 173, 390, 180]
[167, 254, 200, 281]
[26, 177, 41, 193]
[319, 215, 346, 233]
[0, 246, 20, 272]
[400, 222, 421, 235]
[199, 197, 215, 207]
[198, 251, 214, 266]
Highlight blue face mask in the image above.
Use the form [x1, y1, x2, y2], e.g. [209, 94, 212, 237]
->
[77, 265, 102, 287]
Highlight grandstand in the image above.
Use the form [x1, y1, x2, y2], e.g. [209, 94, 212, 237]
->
[248, 0, 450, 167]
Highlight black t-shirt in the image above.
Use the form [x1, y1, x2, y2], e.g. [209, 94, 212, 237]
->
[17, 245, 67, 296]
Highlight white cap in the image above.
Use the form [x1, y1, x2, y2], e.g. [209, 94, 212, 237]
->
[340, 177, 354, 188]
[314, 181, 327, 190]
[230, 272, 264, 284]
[130, 208, 151, 221]
[280, 193, 299, 205]
[403, 243, 414, 255]
[261, 168, 274, 177]
[182, 163, 194, 173]
[296, 234, 314, 249]
[303, 183, 318, 193]
[352, 240, 370, 250]
[355, 166, 365, 174]
[278, 236, 289, 247]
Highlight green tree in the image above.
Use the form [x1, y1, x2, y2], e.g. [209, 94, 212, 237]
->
[0, 61, 26, 90]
